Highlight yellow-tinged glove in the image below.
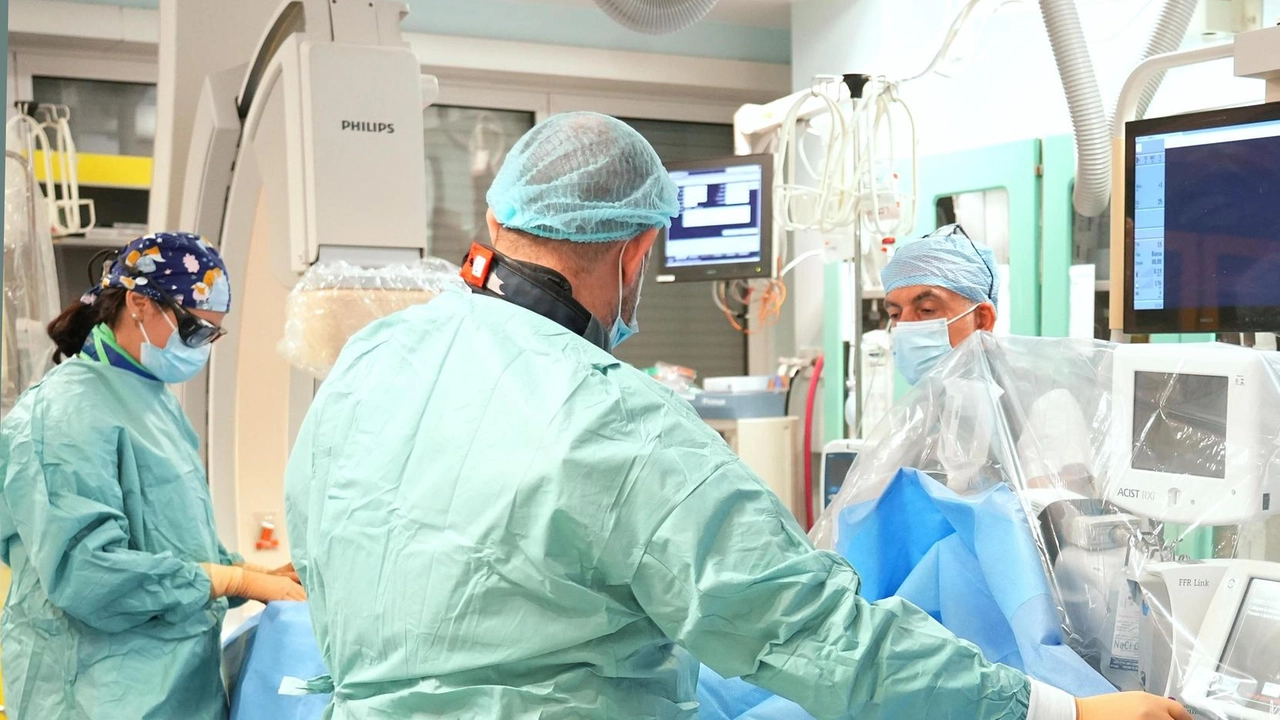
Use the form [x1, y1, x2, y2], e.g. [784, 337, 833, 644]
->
[237, 561, 301, 584]
[1076, 693, 1193, 720]
[201, 564, 306, 603]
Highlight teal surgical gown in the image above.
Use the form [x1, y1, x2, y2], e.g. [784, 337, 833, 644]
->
[0, 351, 237, 719]
[285, 291, 1034, 719]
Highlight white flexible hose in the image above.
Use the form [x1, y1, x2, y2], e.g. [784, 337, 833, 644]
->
[1132, 0, 1198, 121]
[593, 0, 718, 35]
[1039, 0, 1111, 218]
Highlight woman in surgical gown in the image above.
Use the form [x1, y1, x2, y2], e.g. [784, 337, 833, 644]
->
[0, 232, 305, 720]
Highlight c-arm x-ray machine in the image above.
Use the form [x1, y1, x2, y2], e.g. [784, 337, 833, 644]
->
[164, 0, 437, 559]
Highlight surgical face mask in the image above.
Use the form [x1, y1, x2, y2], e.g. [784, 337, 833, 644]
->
[139, 311, 212, 383]
[609, 245, 647, 350]
[891, 304, 979, 385]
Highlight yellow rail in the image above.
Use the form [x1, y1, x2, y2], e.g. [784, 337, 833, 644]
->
[0, 564, 8, 717]
[31, 151, 152, 190]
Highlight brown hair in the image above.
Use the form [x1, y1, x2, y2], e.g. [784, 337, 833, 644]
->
[46, 289, 129, 365]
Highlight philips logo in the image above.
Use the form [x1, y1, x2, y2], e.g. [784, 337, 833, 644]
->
[341, 120, 395, 134]
[1117, 488, 1157, 502]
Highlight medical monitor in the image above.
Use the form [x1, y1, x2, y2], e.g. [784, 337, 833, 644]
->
[656, 154, 774, 283]
[1124, 101, 1280, 334]
[1181, 561, 1280, 719]
[1107, 344, 1278, 526]
[820, 440, 864, 511]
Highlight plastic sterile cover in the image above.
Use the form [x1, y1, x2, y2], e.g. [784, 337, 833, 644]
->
[2, 151, 58, 417]
[278, 258, 468, 379]
[812, 334, 1280, 720]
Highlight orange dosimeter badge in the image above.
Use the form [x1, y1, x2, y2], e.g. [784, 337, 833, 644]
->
[463, 244, 496, 289]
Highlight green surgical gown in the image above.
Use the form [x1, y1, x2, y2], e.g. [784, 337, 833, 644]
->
[285, 291, 1033, 719]
[0, 355, 237, 719]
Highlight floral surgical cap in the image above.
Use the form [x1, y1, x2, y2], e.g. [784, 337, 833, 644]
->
[89, 231, 231, 313]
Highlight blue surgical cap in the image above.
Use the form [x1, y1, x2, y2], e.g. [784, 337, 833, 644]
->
[486, 112, 680, 243]
[881, 227, 999, 307]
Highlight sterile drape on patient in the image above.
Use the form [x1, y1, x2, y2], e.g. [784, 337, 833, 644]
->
[696, 462, 1114, 720]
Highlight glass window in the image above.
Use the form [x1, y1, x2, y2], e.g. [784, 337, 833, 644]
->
[617, 118, 747, 380]
[934, 188, 1011, 263]
[1068, 182, 1113, 340]
[423, 106, 535, 266]
[31, 77, 157, 157]
[422, 109, 747, 380]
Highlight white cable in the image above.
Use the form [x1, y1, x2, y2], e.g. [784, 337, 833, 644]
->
[711, 281, 735, 316]
[780, 249, 824, 278]
[774, 77, 860, 242]
[900, 0, 986, 84]
[771, 74, 920, 282]
[900, 0, 1025, 84]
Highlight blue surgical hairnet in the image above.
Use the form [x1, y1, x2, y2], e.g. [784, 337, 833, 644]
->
[881, 227, 999, 306]
[486, 112, 679, 243]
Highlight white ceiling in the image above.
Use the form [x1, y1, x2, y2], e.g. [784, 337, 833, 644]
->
[512, 0, 796, 29]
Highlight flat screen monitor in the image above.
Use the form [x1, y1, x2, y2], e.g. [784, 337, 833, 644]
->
[1181, 561, 1280, 719]
[820, 440, 863, 510]
[1216, 579, 1280, 713]
[656, 154, 773, 283]
[1124, 101, 1280, 334]
[1107, 344, 1277, 526]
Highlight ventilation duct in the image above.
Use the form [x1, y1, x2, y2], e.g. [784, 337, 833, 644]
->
[593, 0, 720, 35]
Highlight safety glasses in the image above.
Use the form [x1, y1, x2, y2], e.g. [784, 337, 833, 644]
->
[140, 280, 226, 348]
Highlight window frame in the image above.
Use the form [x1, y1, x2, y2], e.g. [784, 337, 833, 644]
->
[548, 93, 739, 125]
[434, 81, 552, 124]
[12, 48, 158, 101]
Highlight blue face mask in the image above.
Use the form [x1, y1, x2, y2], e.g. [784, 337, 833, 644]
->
[139, 312, 212, 384]
[608, 246, 646, 351]
[891, 304, 979, 385]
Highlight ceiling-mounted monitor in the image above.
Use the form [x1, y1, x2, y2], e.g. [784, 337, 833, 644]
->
[656, 154, 773, 283]
[1124, 101, 1280, 334]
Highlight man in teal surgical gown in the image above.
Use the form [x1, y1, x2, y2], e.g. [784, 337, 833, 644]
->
[285, 112, 1188, 720]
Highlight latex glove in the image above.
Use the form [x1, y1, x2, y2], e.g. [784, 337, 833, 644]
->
[271, 562, 300, 584]
[238, 561, 300, 584]
[201, 563, 307, 603]
[1076, 693, 1193, 720]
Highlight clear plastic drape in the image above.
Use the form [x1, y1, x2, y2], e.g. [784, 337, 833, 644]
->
[814, 335, 1280, 719]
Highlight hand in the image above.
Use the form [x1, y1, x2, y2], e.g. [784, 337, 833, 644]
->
[271, 562, 300, 584]
[236, 561, 300, 584]
[1076, 693, 1193, 720]
[202, 564, 307, 603]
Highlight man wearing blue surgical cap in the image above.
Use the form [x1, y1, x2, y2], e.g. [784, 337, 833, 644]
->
[285, 113, 1188, 720]
[882, 224, 1000, 384]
